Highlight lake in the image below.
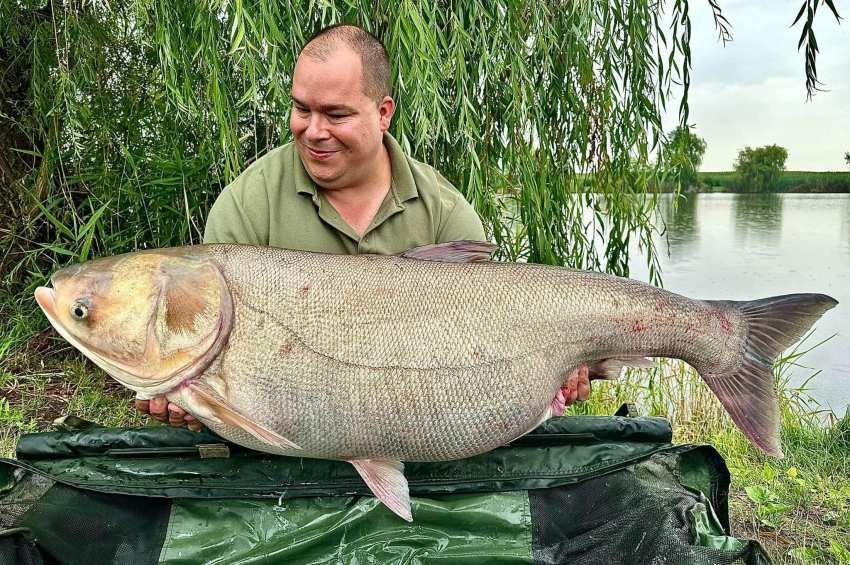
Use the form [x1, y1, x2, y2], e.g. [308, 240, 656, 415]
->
[627, 193, 850, 415]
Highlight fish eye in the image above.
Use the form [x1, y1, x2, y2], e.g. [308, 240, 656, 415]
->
[71, 302, 89, 320]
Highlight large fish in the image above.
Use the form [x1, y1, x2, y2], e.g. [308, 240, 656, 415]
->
[34, 242, 836, 521]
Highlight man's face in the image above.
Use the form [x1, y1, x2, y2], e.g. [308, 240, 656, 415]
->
[290, 46, 394, 190]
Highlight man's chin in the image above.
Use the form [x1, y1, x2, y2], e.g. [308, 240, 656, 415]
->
[303, 162, 345, 188]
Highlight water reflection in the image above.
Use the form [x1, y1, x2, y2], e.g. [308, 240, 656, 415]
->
[628, 193, 850, 412]
[658, 193, 699, 252]
[843, 196, 850, 257]
[732, 193, 784, 248]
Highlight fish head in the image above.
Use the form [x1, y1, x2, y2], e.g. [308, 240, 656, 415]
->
[34, 250, 233, 395]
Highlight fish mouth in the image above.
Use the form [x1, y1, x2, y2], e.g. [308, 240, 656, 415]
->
[34, 286, 57, 318]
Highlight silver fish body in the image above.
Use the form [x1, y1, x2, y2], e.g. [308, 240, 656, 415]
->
[36, 242, 838, 520]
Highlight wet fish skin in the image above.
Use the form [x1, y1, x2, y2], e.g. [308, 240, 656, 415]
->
[34, 242, 838, 521]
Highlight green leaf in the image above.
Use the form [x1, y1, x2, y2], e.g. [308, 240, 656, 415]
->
[762, 462, 777, 482]
[829, 541, 850, 562]
[38, 243, 77, 257]
[745, 485, 771, 505]
[34, 201, 76, 241]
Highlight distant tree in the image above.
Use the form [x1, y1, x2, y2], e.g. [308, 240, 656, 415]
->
[662, 127, 707, 188]
[845, 152, 850, 168]
[733, 145, 789, 192]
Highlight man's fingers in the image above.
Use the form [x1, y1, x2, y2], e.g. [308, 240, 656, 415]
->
[184, 414, 202, 432]
[577, 364, 591, 401]
[185, 415, 203, 432]
[148, 396, 169, 422]
[168, 404, 187, 427]
[577, 379, 590, 401]
[137, 396, 195, 428]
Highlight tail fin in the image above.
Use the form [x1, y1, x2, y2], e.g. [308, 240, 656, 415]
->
[702, 294, 837, 457]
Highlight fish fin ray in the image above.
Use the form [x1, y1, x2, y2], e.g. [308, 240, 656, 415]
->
[349, 459, 412, 522]
[588, 357, 654, 380]
[189, 382, 301, 450]
[700, 293, 838, 457]
[399, 240, 495, 263]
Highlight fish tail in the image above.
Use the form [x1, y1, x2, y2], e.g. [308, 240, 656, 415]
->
[701, 293, 837, 457]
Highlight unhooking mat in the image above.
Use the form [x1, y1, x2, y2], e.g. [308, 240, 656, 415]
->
[0, 410, 771, 564]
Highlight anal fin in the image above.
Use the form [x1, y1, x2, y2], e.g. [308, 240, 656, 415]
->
[349, 459, 412, 522]
[188, 381, 301, 451]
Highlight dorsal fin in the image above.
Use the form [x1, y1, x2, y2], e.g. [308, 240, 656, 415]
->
[399, 240, 496, 263]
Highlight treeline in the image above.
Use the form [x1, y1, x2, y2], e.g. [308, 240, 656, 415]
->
[698, 171, 850, 193]
[656, 127, 850, 193]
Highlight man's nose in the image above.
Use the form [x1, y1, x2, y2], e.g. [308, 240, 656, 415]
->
[304, 114, 330, 140]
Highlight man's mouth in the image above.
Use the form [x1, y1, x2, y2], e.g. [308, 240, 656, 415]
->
[305, 146, 339, 161]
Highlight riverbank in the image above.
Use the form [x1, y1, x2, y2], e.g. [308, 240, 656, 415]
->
[1, 315, 848, 563]
[695, 171, 850, 193]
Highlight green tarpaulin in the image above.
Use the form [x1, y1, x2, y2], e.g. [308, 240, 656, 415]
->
[0, 411, 771, 564]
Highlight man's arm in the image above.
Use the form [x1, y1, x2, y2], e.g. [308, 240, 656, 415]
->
[203, 166, 270, 245]
[436, 196, 487, 243]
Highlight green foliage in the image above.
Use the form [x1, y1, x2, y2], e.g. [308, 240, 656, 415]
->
[661, 126, 707, 188]
[844, 151, 850, 168]
[792, 0, 843, 99]
[699, 171, 850, 193]
[744, 465, 795, 529]
[0, 0, 707, 300]
[733, 145, 790, 193]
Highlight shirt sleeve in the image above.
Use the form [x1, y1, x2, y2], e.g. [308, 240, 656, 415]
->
[203, 165, 270, 245]
[436, 195, 487, 243]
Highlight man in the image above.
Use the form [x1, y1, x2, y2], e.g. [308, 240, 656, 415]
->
[136, 23, 590, 430]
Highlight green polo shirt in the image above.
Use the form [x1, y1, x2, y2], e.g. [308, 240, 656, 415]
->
[203, 133, 485, 254]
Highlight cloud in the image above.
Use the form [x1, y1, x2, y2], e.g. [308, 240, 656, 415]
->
[663, 0, 850, 171]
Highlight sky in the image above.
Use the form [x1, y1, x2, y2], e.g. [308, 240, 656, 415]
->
[661, 0, 850, 171]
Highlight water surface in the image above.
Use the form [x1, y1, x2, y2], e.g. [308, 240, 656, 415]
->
[627, 193, 850, 414]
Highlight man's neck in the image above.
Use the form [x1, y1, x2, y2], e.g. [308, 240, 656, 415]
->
[320, 147, 393, 238]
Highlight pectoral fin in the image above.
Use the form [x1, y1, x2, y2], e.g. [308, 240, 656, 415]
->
[588, 357, 654, 380]
[349, 459, 412, 522]
[188, 381, 301, 451]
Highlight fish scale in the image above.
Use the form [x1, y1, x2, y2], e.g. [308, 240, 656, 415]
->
[35, 242, 838, 521]
[197, 245, 724, 461]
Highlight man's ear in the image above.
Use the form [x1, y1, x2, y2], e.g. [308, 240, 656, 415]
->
[378, 96, 395, 131]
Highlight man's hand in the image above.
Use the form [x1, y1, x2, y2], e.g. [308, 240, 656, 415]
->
[550, 365, 592, 417]
[135, 397, 203, 432]
[562, 364, 591, 406]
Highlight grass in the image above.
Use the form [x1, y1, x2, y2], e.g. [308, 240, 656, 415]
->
[1, 305, 848, 563]
[698, 171, 850, 193]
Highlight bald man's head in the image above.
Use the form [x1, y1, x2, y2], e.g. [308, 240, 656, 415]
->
[299, 24, 391, 102]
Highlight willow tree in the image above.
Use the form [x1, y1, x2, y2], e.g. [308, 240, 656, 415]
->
[0, 0, 841, 298]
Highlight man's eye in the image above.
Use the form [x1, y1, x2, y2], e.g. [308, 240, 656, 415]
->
[329, 114, 349, 119]
[294, 106, 309, 114]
